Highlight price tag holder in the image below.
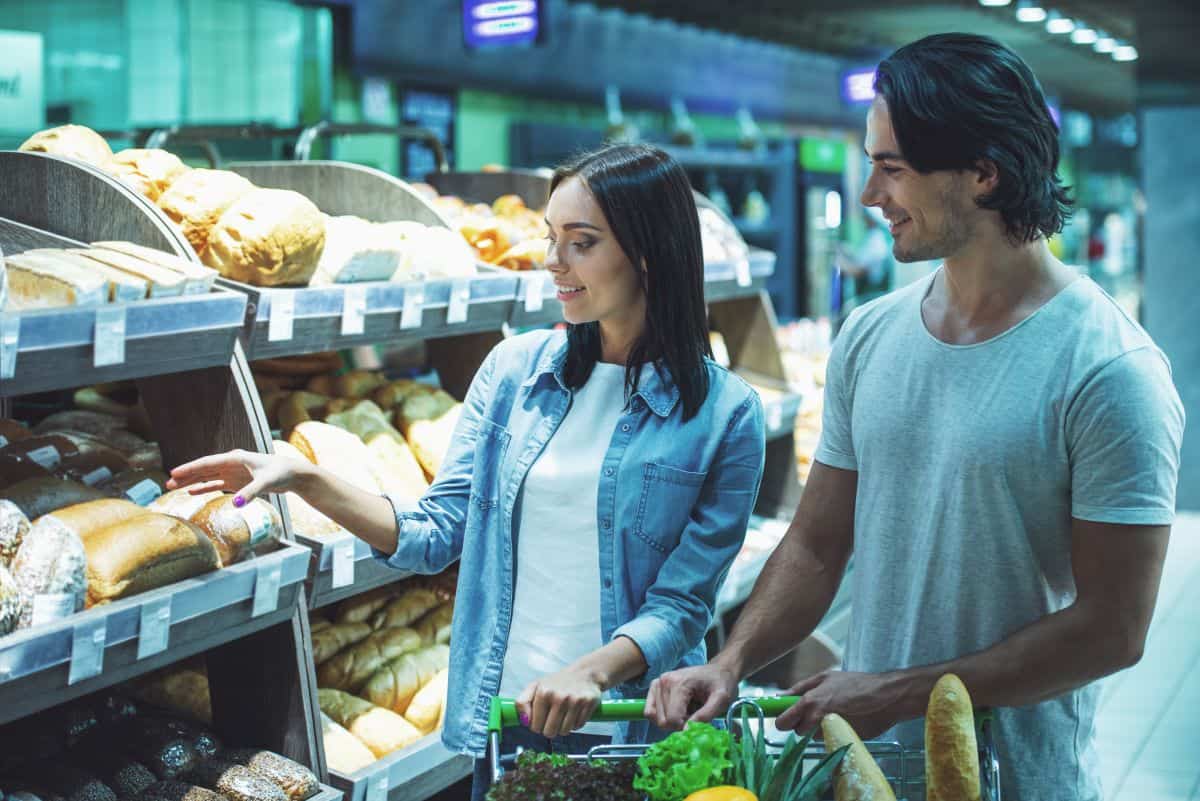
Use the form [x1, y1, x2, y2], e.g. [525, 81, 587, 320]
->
[400, 285, 425, 330]
[251, 561, 283, 618]
[766, 403, 784, 434]
[365, 770, 389, 801]
[31, 593, 75, 627]
[267, 292, 296, 342]
[93, 305, 127, 367]
[447, 279, 471, 325]
[341, 286, 367, 336]
[0, 314, 19, 380]
[331, 537, 356, 589]
[137, 597, 172, 659]
[68, 619, 106, 685]
[734, 259, 753, 288]
[523, 272, 546, 313]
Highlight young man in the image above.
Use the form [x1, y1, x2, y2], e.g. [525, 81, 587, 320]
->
[646, 33, 1185, 801]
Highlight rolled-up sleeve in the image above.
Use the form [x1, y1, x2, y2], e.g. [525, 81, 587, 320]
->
[373, 348, 499, 574]
[613, 391, 766, 686]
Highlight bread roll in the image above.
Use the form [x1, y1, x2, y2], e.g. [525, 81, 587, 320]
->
[404, 667, 448, 734]
[310, 616, 332, 632]
[361, 644, 450, 716]
[370, 588, 441, 630]
[4, 252, 109, 310]
[135, 664, 212, 724]
[205, 188, 325, 287]
[0, 499, 31, 566]
[318, 689, 423, 758]
[156, 169, 255, 259]
[319, 712, 376, 774]
[413, 601, 453, 645]
[306, 374, 336, 396]
[309, 216, 403, 286]
[334, 583, 397, 625]
[276, 392, 329, 438]
[821, 713, 895, 801]
[0, 418, 32, 449]
[104, 149, 189, 202]
[71, 248, 189, 298]
[322, 399, 391, 438]
[364, 434, 429, 501]
[396, 389, 458, 432]
[43, 498, 144, 541]
[253, 352, 343, 377]
[1, 477, 107, 520]
[925, 674, 980, 801]
[82, 512, 220, 605]
[333, 372, 387, 400]
[288, 422, 379, 493]
[19, 125, 112, 167]
[404, 404, 461, 481]
[370, 380, 427, 412]
[90, 241, 218, 290]
[189, 495, 281, 566]
[19, 249, 147, 302]
[311, 621, 373, 665]
[317, 626, 422, 692]
[11, 515, 88, 627]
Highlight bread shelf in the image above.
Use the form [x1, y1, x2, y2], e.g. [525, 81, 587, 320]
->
[312, 784, 347, 801]
[298, 533, 415, 611]
[762, 390, 803, 442]
[0, 543, 310, 726]
[329, 732, 472, 801]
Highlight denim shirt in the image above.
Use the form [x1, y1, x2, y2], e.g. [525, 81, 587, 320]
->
[376, 329, 765, 756]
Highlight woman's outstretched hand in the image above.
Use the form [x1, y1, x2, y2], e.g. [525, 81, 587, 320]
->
[166, 449, 309, 506]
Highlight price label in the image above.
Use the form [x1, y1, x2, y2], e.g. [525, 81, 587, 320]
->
[68, 619, 106, 685]
[93, 305, 127, 367]
[0, 314, 19, 380]
[523, 272, 546, 313]
[267, 292, 296, 342]
[137, 597, 172, 659]
[251, 561, 283, 618]
[331, 537, 356, 589]
[766, 403, 783, 433]
[126, 478, 163, 506]
[447, 279, 471, 325]
[341, 285, 367, 336]
[400, 285, 425, 330]
[26, 445, 61, 470]
[365, 770, 389, 801]
[81, 466, 113, 487]
[734, 259, 753, 288]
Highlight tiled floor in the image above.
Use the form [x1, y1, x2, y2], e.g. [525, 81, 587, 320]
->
[1095, 511, 1200, 801]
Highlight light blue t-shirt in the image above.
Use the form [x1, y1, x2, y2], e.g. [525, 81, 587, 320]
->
[815, 270, 1185, 801]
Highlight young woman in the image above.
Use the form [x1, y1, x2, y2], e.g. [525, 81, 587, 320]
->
[168, 143, 765, 798]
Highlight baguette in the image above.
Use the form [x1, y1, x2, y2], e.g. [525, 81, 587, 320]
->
[821, 713, 896, 801]
[334, 584, 397, 625]
[361, 644, 450, 716]
[370, 587, 441, 630]
[404, 667, 449, 734]
[413, 601, 454, 645]
[925, 674, 981, 801]
[319, 712, 377, 774]
[311, 621, 373, 665]
[317, 626, 422, 692]
[288, 422, 379, 493]
[317, 689, 423, 758]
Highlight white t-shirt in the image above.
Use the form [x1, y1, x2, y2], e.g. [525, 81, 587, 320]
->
[816, 270, 1185, 801]
[499, 361, 630, 736]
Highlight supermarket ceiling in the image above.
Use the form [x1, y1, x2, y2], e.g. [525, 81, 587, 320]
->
[583, 0, 1200, 113]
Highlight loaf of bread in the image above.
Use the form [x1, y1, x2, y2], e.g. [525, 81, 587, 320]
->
[0, 499, 31, 565]
[403, 404, 460, 481]
[386, 223, 477, 279]
[309, 216, 403, 286]
[185, 759, 287, 801]
[925, 674, 980, 801]
[306, 374, 336, 396]
[334, 372, 387, 400]
[334, 584, 397, 625]
[317, 626, 422, 693]
[90, 241, 218, 292]
[4, 252, 109, 310]
[99, 469, 168, 506]
[205, 189, 325, 287]
[83, 512, 220, 606]
[311, 621, 373, 665]
[0, 418, 32, 449]
[364, 434, 429, 502]
[34, 410, 126, 441]
[270, 440, 342, 539]
[43, 498, 145, 541]
[288, 422, 379, 494]
[72, 248, 189, 298]
[396, 390, 458, 433]
[494, 237, 548, 271]
[821, 713, 896, 801]
[319, 712, 377, 774]
[318, 689, 423, 758]
[404, 667, 448, 735]
[104, 149, 189, 202]
[156, 169, 255, 259]
[276, 392, 329, 438]
[413, 601, 454, 645]
[73, 748, 158, 800]
[361, 644, 451, 716]
[19, 249, 147, 302]
[322, 399, 392, 438]
[189, 494, 281, 566]
[1, 477, 107, 520]
[137, 781, 224, 801]
[0, 563, 21, 634]
[0, 455, 52, 490]
[57, 447, 130, 488]
[149, 487, 224, 520]
[19, 125, 112, 167]
[221, 750, 318, 801]
[370, 380, 427, 412]
[11, 515, 88, 627]
[370, 588, 441, 630]
[135, 664, 213, 724]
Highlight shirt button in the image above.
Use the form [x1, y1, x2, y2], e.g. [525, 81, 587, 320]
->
[604, 467, 614, 477]
[602, 519, 611, 530]
[621, 423, 631, 433]
[603, 577, 613, 589]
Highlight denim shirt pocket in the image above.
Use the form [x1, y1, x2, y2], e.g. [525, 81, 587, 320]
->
[470, 419, 511, 511]
[633, 462, 707, 553]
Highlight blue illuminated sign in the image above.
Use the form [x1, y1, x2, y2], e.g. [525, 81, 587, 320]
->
[463, 1, 541, 49]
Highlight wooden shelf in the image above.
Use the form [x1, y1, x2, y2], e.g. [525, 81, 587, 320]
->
[329, 733, 473, 801]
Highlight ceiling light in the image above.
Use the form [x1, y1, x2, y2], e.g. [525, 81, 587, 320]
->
[1070, 27, 1098, 44]
[978, 0, 1012, 6]
[1015, 2, 1047, 23]
[1045, 12, 1075, 34]
[1094, 34, 1117, 53]
[1113, 45, 1138, 62]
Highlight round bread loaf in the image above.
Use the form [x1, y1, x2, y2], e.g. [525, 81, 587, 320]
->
[204, 188, 326, 286]
[157, 169, 255, 258]
[18, 125, 113, 167]
[105, 149, 190, 202]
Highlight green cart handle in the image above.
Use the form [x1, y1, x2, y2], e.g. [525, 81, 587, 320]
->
[488, 695, 803, 733]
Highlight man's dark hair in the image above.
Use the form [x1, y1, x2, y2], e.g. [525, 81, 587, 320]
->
[551, 143, 711, 420]
[875, 32, 1073, 243]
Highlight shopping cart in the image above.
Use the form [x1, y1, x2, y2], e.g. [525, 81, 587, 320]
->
[486, 695, 1001, 801]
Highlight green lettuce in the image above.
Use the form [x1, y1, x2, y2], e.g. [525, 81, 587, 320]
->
[633, 722, 734, 801]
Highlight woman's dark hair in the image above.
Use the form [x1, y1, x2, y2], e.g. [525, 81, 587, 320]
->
[874, 33, 1073, 243]
[551, 143, 711, 420]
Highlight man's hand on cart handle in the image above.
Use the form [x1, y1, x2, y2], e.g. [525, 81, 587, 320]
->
[645, 660, 740, 731]
[774, 669, 911, 739]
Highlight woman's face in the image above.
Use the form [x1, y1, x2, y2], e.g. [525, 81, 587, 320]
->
[544, 175, 646, 330]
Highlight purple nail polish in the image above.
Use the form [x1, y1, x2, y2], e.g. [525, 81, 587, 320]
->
[519, 712, 530, 727]
[233, 495, 246, 508]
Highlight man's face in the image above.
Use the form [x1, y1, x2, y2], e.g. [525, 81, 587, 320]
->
[861, 96, 978, 263]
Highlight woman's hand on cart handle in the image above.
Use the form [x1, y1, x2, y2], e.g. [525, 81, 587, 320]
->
[167, 449, 308, 505]
[646, 660, 740, 731]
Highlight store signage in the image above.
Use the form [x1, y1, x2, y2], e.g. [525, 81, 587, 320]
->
[841, 67, 876, 104]
[462, 0, 541, 49]
[800, 138, 847, 174]
[0, 30, 44, 132]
